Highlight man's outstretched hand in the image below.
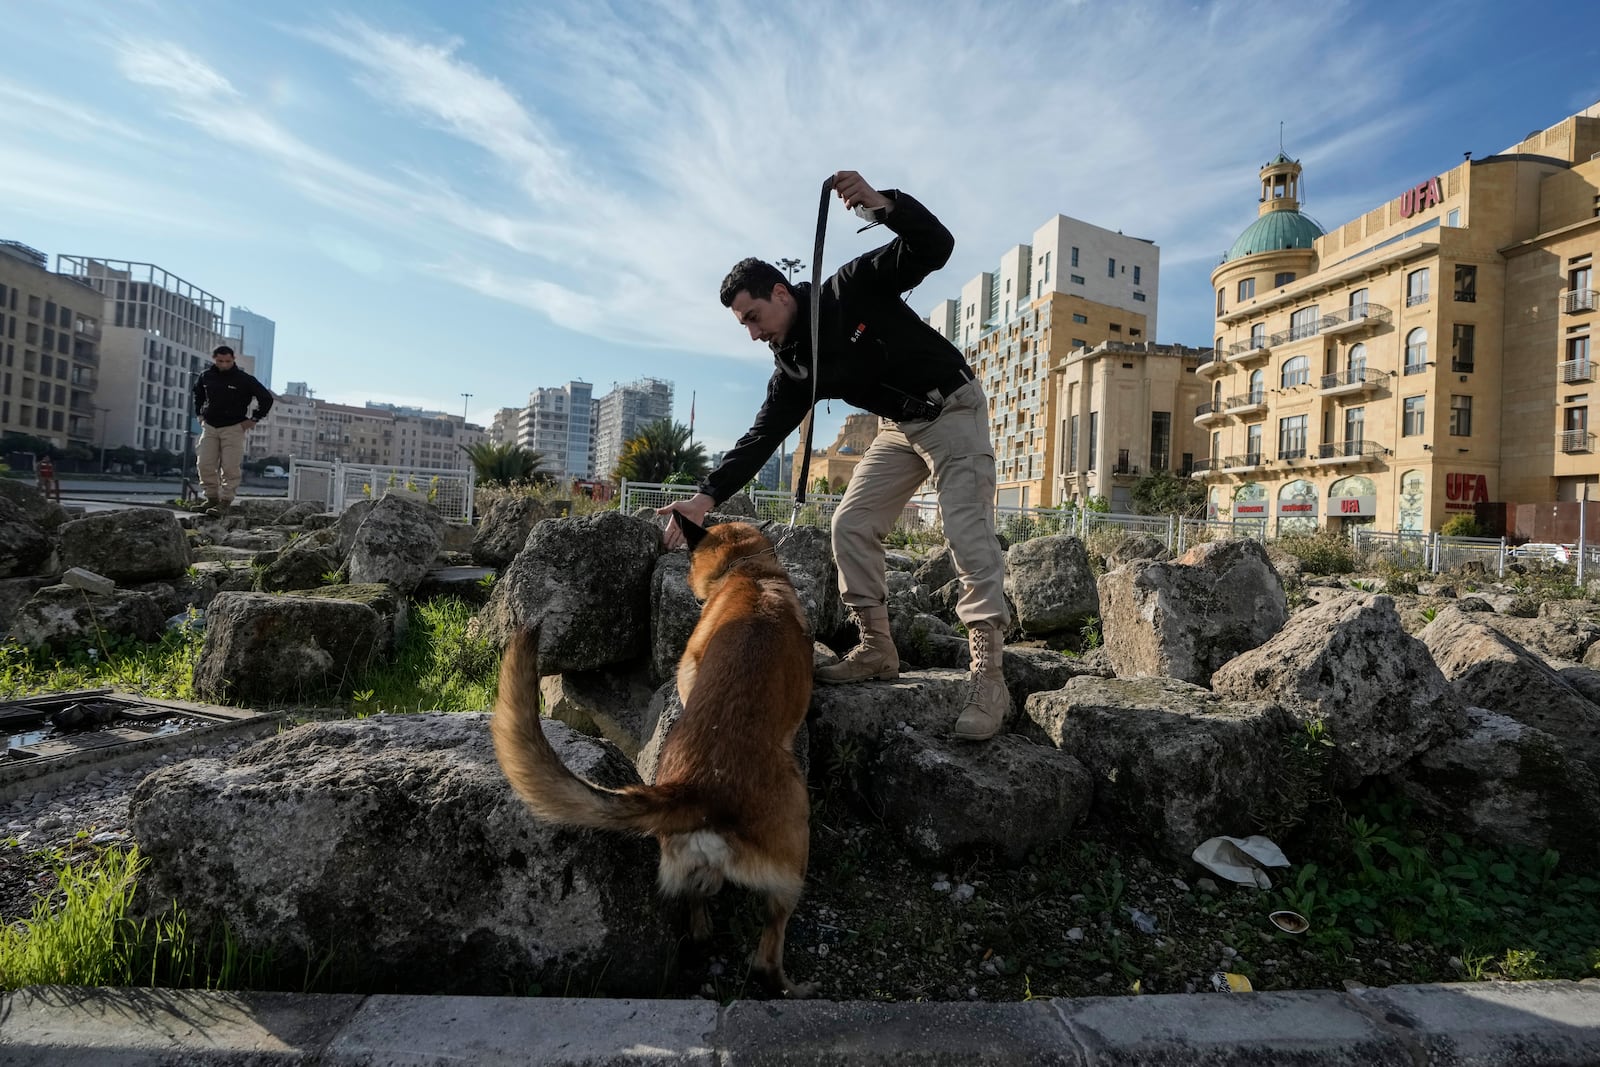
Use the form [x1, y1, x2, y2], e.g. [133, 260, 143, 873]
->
[658, 493, 715, 550]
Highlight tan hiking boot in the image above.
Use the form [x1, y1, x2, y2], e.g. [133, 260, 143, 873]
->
[815, 605, 900, 684]
[953, 620, 1010, 741]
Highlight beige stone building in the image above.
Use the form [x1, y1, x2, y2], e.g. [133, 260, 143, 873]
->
[1201, 100, 1600, 534]
[0, 241, 102, 452]
[1053, 341, 1211, 510]
[929, 215, 1160, 507]
[243, 391, 316, 461]
[794, 412, 879, 492]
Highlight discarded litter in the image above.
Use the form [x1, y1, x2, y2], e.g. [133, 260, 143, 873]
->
[1269, 910, 1309, 935]
[1211, 971, 1253, 993]
[1191, 835, 1291, 889]
[166, 610, 206, 633]
[1127, 907, 1160, 935]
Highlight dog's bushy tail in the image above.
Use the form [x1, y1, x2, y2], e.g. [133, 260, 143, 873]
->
[491, 627, 711, 837]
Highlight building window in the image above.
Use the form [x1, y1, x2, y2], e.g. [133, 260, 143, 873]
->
[1248, 368, 1265, 402]
[1403, 396, 1426, 436]
[1563, 406, 1590, 451]
[1281, 355, 1309, 388]
[1449, 395, 1473, 437]
[1250, 323, 1266, 348]
[1108, 258, 1117, 278]
[1345, 406, 1365, 447]
[1133, 265, 1142, 285]
[1455, 264, 1477, 302]
[1216, 289, 1225, 315]
[1072, 313, 1088, 324]
[1447, 208, 1461, 227]
[1071, 274, 1085, 285]
[1087, 412, 1098, 470]
[1277, 414, 1307, 460]
[1247, 423, 1263, 463]
[1567, 335, 1592, 381]
[1346, 343, 1367, 381]
[1072, 338, 1087, 348]
[1406, 268, 1431, 307]
[1275, 272, 1295, 287]
[1133, 292, 1146, 301]
[1042, 251, 1051, 284]
[1071, 246, 1079, 268]
[1451, 324, 1475, 372]
[1149, 412, 1171, 472]
[1405, 328, 1429, 374]
[1238, 278, 1255, 301]
[1289, 305, 1319, 340]
[1069, 414, 1079, 470]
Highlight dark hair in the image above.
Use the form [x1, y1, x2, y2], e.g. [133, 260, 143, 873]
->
[719, 258, 787, 308]
[213, 345, 235, 357]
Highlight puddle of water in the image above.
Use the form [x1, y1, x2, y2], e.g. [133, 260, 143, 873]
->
[3, 702, 213, 757]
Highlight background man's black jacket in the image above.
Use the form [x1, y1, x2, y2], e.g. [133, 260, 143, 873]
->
[193, 366, 274, 428]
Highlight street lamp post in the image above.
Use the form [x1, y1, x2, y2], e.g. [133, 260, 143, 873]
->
[461, 392, 473, 419]
[96, 407, 112, 473]
[777, 257, 804, 282]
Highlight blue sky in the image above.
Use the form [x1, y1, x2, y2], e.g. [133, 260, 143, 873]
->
[2, 0, 1596, 459]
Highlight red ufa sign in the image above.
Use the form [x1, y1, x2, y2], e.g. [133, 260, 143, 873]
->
[1444, 472, 1488, 511]
[1236, 503, 1267, 516]
[1400, 176, 1443, 218]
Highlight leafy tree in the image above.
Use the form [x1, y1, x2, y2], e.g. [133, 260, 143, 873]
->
[1, 432, 58, 457]
[1129, 470, 1207, 517]
[462, 441, 549, 487]
[614, 419, 708, 484]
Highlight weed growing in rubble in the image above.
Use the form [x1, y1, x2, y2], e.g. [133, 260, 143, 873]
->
[0, 616, 203, 702]
[349, 596, 499, 713]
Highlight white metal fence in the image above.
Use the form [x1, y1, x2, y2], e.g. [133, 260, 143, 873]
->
[288, 458, 476, 521]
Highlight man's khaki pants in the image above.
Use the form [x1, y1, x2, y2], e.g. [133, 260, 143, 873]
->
[831, 379, 1009, 627]
[197, 422, 246, 504]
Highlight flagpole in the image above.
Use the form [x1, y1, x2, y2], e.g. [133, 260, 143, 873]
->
[689, 390, 696, 448]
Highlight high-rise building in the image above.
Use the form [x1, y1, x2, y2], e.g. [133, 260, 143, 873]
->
[56, 256, 228, 455]
[0, 241, 103, 452]
[244, 392, 484, 471]
[931, 216, 1161, 507]
[594, 377, 674, 483]
[228, 307, 276, 389]
[1200, 99, 1600, 534]
[490, 406, 521, 446]
[516, 380, 594, 482]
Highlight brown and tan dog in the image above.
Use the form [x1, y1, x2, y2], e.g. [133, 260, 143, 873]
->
[491, 517, 815, 997]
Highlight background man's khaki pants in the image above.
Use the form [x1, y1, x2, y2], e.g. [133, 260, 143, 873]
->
[831, 380, 1010, 628]
[197, 422, 246, 504]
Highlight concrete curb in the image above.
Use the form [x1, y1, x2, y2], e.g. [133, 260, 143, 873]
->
[2, 980, 1599, 1065]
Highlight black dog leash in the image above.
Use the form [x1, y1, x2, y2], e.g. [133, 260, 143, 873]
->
[790, 174, 835, 526]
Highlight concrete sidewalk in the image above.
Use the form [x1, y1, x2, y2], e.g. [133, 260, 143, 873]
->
[2, 980, 1599, 1065]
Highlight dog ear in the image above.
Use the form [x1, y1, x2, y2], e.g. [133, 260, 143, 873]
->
[674, 511, 709, 552]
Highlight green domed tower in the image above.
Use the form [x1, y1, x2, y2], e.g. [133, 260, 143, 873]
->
[1211, 153, 1324, 331]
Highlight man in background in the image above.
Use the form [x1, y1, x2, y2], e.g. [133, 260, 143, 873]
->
[192, 344, 274, 517]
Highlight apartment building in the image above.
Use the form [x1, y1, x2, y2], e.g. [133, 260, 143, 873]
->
[244, 394, 483, 470]
[228, 306, 276, 390]
[1053, 341, 1211, 510]
[242, 390, 315, 461]
[594, 377, 673, 483]
[516, 380, 594, 482]
[931, 216, 1160, 507]
[391, 410, 484, 470]
[1201, 100, 1600, 534]
[57, 256, 228, 454]
[489, 406, 521, 446]
[0, 241, 102, 452]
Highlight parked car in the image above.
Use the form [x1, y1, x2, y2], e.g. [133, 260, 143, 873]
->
[1511, 542, 1570, 563]
[262, 465, 288, 479]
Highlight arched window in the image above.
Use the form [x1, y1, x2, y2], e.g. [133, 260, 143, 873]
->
[1346, 343, 1367, 381]
[1404, 329, 1428, 374]
[1212, 380, 1224, 405]
[1248, 369, 1264, 402]
[1282, 355, 1310, 388]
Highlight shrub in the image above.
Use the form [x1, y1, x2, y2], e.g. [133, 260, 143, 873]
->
[1440, 514, 1484, 538]
[1273, 529, 1357, 576]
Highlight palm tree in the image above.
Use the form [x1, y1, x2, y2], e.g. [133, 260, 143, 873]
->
[462, 441, 548, 486]
[614, 418, 708, 484]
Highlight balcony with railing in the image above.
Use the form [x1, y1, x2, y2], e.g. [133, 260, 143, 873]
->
[1319, 367, 1385, 396]
[1190, 459, 1213, 476]
[1405, 290, 1430, 308]
[1225, 337, 1271, 365]
[1222, 391, 1267, 416]
[1560, 359, 1593, 384]
[74, 319, 101, 341]
[1222, 453, 1265, 471]
[1319, 302, 1392, 336]
[1564, 289, 1597, 314]
[1196, 351, 1228, 379]
[1193, 400, 1229, 426]
[1316, 440, 1387, 464]
[1561, 429, 1594, 454]
[70, 396, 97, 415]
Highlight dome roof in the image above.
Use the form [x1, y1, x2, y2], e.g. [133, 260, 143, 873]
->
[1224, 210, 1324, 263]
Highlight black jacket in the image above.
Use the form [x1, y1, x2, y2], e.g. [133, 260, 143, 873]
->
[701, 189, 972, 504]
[193, 365, 274, 428]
